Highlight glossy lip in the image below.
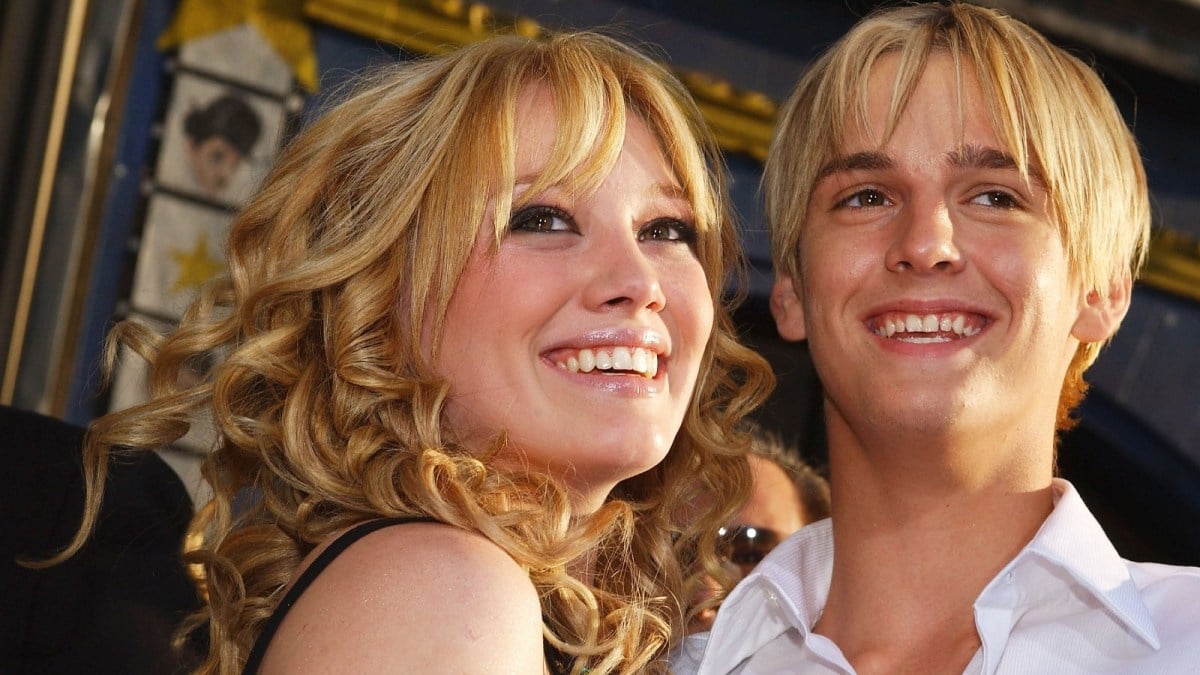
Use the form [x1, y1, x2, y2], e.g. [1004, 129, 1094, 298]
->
[543, 327, 669, 357]
[862, 299, 995, 355]
[540, 327, 670, 395]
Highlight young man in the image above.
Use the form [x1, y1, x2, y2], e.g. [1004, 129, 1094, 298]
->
[674, 3, 1200, 673]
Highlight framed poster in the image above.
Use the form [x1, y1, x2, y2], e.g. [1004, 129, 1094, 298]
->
[153, 71, 287, 207]
[128, 193, 232, 321]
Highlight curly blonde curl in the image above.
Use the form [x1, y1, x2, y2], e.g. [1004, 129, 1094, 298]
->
[63, 31, 772, 674]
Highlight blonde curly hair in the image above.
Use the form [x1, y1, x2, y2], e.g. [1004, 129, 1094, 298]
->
[62, 31, 772, 674]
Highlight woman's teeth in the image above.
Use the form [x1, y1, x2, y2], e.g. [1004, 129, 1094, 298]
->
[554, 347, 658, 378]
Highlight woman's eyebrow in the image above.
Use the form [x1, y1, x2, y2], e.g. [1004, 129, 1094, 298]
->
[651, 182, 690, 202]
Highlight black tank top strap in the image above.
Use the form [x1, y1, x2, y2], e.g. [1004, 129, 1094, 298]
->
[242, 516, 437, 674]
[544, 640, 577, 675]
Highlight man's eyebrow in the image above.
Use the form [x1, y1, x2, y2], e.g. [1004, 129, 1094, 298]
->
[815, 151, 894, 183]
[946, 144, 1018, 171]
[945, 144, 1046, 186]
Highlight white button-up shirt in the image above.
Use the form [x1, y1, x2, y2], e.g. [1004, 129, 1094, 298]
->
[672, 479, 1200, 674]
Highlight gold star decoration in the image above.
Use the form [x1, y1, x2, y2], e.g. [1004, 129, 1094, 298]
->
[169, 233, 225, 293]
[157, 0, 318, 91]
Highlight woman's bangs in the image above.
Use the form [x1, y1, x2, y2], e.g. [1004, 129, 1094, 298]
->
[514, 48, 627, 206]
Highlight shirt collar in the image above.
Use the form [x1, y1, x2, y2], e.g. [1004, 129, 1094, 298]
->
[685, 519, 835, 674]
[1003, 478, 1160, 648]
[685, 479, 1162, 674]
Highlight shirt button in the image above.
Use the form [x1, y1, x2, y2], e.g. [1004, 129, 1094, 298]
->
[1005, 572, 1014, 583]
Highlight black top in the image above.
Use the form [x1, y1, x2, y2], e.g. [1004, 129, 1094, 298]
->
[241, 517, 574, 674]
[0, 405, 202, 674]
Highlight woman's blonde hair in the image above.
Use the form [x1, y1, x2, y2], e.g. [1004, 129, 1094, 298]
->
[62, 31, 771, 674]
[763, 2, 1150, 432]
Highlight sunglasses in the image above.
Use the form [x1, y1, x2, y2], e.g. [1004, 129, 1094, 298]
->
[717, 524, 782, 575]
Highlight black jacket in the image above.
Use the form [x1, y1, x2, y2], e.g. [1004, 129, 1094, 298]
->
[0, 405, 202, 674]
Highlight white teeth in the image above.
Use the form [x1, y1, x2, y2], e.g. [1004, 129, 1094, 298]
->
[612, 346, 633, 370]
[880, 313, 981, 339]
[632, 348, 648, 373]
[557, 347, 658, 378]
[594, 350, 612, 370]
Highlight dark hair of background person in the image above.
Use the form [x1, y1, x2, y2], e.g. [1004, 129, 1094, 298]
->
[183, 94, 262, 156]
[745, 424, 830, 523]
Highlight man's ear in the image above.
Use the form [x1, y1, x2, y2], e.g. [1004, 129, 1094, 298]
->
[1071, 272, 1133, 343]
[770, 275, 807, 342]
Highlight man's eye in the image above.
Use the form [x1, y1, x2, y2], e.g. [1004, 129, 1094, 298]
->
[838, 189, 889, 208]
[971, 190, 1020, 209]
[639, 218, 696, 244]
[509, 205, 574, 232]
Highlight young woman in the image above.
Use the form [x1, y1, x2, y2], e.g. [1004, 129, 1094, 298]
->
[61, 31, 771, 674]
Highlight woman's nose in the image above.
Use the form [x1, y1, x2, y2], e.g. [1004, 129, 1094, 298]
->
[585, 233, 667, 313]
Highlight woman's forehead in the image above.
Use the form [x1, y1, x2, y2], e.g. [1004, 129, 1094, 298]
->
[513, 85, 561, 173]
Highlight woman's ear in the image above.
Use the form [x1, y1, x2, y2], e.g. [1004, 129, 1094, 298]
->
[1071, 272, 1133, 343]
[770, 276, 807, 342]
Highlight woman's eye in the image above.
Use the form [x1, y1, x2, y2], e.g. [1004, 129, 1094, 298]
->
[639, 218, 697, 244]
[838, 189, 890, 209]
[509, 205, 574, 233]
[971, 190, 1020, 209]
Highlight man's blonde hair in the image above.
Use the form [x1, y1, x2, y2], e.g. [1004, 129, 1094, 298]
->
[763, 2, 1150, 430]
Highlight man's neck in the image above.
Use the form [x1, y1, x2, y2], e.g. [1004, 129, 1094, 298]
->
[815, 415, 1057, 674]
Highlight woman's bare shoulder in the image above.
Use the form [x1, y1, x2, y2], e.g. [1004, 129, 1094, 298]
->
[260, 521, 545, 674]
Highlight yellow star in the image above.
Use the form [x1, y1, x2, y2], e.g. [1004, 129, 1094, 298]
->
[169, 233, 226, 293]
[157, 0, 318, 91]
